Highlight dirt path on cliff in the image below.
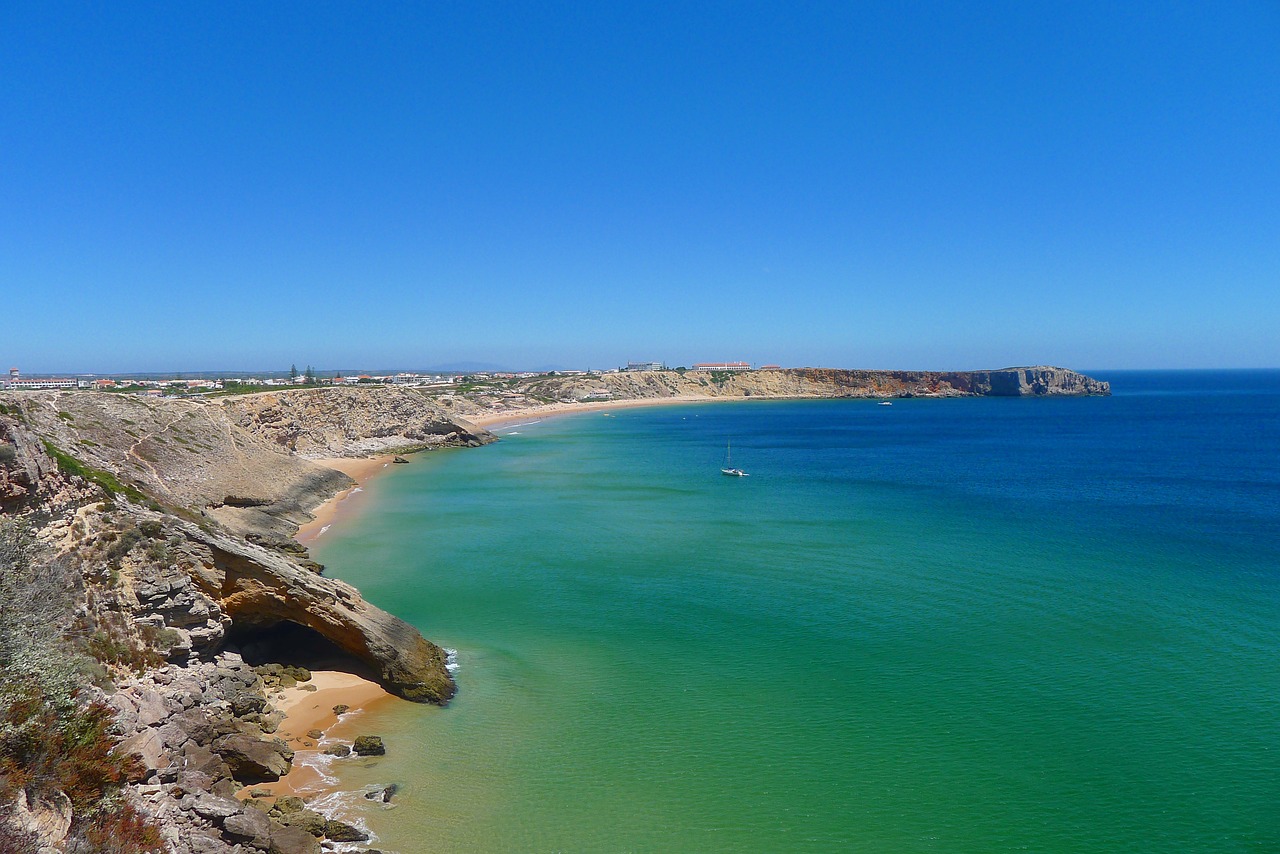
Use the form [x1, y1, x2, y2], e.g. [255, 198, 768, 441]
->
[124, 405, 194, 497]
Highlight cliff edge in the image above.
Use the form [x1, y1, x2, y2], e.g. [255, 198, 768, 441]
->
[0, 389, 487, 704]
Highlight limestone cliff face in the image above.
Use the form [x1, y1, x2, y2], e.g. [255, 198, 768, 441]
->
[169, 518, 455, 703]
[517, 366, 1109, 403]
[220, 386, 491, 459]
[0, 388, 491, 539]
[0, 366, 1103, 705]
[0, 396, 465, 704]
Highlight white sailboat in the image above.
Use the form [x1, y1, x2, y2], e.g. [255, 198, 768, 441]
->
[721, 441, 748, 477]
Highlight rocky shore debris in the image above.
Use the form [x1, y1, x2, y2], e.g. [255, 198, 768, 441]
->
[352, 736, 386, 756]
[255, 662, 314, 690]
[365, 783, 398, 803]
[100, 654, 379, 852]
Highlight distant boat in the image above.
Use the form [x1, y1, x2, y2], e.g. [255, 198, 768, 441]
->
[721, 441, 748, 477]
[878, 401, 893, 406]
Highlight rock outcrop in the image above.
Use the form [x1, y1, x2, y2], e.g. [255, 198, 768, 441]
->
[524, 366, 1110, 404]
[103, 653, 374, 853]
[0, 418, 456, 706]
[176, 520, 455, 703]
[0, 388, 492, 540]
[221, 386, 490, 458]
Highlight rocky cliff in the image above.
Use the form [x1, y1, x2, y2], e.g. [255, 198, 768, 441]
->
[0, 385, 490, 714]
[0, 387, 492, 539]
[525, 366, 1110, 403]
[220, 386, 490, 459]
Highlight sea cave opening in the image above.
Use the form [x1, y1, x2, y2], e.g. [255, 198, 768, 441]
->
[224, 619, 376, 681]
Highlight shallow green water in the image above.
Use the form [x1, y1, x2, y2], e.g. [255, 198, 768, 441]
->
[314, 378, 1280, 852]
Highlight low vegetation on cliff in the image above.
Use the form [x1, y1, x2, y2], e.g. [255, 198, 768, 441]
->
[0, 521, 164, 853]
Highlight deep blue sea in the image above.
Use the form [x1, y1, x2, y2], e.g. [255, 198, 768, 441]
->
[315, 370, 1280, 852]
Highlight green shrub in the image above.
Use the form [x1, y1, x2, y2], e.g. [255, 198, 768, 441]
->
[143, 539, 169, 563]
[0, 523, 161, 851]
[40, 441, 147, 504]
[105, 527, 143, 564]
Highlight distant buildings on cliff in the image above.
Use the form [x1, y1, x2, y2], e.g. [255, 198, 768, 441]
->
[4, 367, 80, 389]
[622, 361, 783, 372]
[3, 361, 790, 394]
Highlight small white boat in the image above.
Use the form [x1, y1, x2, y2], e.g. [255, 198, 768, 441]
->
[721, 441, 749, 477]
[878, 401, 893, 406]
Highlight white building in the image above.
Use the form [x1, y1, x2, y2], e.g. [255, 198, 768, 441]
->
[4, 368, 77, 390]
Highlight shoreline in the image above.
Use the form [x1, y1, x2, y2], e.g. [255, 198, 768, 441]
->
[296, 396, 725, 545]
[463, 393, 721, 429]
[247, 670, 396, 801]
[295, 455, 397, 546]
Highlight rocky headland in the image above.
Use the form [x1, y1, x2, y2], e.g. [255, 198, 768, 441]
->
[437, 366, 1109, 423]
[0, 366, 1107, 852]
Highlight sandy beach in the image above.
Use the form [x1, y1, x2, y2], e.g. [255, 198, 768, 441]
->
[465, 394, 719, 429]
[295, 455, 396, 546]
[243, 670, 395, 800]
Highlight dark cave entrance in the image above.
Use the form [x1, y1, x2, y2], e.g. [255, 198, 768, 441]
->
[224, 620, 376, 681]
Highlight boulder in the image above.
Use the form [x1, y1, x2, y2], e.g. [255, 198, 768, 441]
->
[270, 796, 306, 815]
[268, 824, 322, 854]
[181, 742, 234, 781]
[352, 736, 385, 756]
[175, 770, 214, 793]
[210, 777, 241, 799]
[133, 688, 170, 727]
[222, 807, 272, 846]
[364, 783, 398, 802]
[212, 733, 294, 783]
[186, 793, 243, 821]
[276, 808, 326, 837]
[323, 819, 369, 842]
[229, 690, 267, 716]
[117, 727, 169, 779]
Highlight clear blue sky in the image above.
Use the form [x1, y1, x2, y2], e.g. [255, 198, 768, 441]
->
[3, 2, 1277, 373]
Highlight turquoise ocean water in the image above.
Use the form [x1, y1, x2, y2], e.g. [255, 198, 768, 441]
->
[313, 371, 1280, 852]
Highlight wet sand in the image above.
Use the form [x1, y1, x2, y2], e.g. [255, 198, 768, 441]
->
[295, 455, 396, 546]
